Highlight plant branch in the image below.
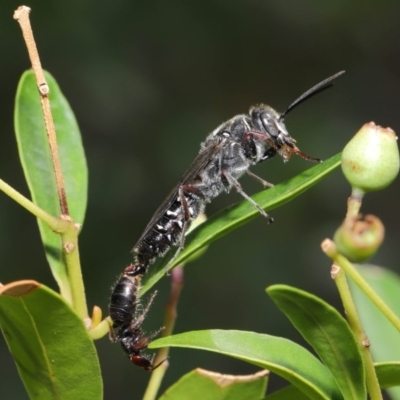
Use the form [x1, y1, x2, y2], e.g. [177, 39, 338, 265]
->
[0, 178, 67, 232]
[13, 5, 89, 321]
[322, 239, 400, 333]
[143, 266, 184, 400]
[13, 6, 69, 217]
[331, 264, 382, 400]
[61, 224, 89, 323]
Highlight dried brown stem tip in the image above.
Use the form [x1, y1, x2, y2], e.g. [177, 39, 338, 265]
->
[321, 238, 338, 258]
[14, 5, 70, 216]
[330, 264, 341, 279]
[13, 6, 47, 91]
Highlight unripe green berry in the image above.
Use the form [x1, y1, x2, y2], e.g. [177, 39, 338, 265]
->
[341, 122, 399, 194]
[334, 214, 384, 262]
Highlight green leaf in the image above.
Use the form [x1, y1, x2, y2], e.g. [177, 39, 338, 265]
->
[267, 285, 366, 400]
[14, 70, 88, 296]
[159, 368, 268, 400]
[350, 265, 400, 399]
[142, 153, 341, 293]
[0, 280, 102, 400]
[349, 265, 400, 361]
[375, 362, 400, 389]
[265, 385, 310, 400]
[150, 330, 342, 400]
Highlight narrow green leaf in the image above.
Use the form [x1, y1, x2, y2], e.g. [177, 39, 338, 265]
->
[150, 330, 342, 400]
[265, 385, 310, 400]
[375, 362, 400, 389]
[267, 285, 366, 400]
[0, 280, 102, 400]
[14, 70, 88, 295]
[159, 368, 268, 400]
[350, 265, 400, 399]
[142, 153, 341, 292]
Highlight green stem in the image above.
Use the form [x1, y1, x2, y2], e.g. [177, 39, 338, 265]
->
[89, 317, 112, 340]
[61, 224, 89, 323]
[333, 264, 382, 400]
[142, 361, 169, 400]
[322, 239, 400, 333]
[335, 253, 400, 333]
[0, 178, 67, 232]
[143, 266, 184, 400]
[0, 178, 73, 302]
[0, 178, 88, 320]
[346, 195, 362, 221]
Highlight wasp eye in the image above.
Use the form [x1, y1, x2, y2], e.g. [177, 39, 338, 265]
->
[260, 112, 279, 137]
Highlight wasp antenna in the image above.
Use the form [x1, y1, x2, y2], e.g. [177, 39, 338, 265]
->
[279, 70, 345, 121]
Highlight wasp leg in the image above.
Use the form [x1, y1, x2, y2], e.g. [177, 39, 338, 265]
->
[246, 170, 274, 188]
[222, 171, 273, 224]
[131, 290, 158, 329]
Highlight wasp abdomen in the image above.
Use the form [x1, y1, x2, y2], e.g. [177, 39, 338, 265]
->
[109, 267, 164, 371]
[109, 274, 139, 328]
[134, 193, 205, 270]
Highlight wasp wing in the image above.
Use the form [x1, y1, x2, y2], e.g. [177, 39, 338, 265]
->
[133, 138, 226, 249]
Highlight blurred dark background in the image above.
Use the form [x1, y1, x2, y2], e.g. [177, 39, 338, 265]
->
[1, 1, 400, 398]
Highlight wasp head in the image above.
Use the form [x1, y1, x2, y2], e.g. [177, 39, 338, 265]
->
[249, 104, 318, 163]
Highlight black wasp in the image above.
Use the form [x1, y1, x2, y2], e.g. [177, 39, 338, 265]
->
[128, 71, 344, 276]
[109, 266, 165, 370]
[109, 71, 344, 368]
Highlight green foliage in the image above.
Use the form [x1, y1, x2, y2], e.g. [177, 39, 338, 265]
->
[142, 153, 341, 293]
[14, 70, 88, 298]
[158, 369, 268, 400]
[152, 283, 400, 399]
[350, 266, 400, 399]
[0, 281, 101, 400]
[2, 69, 400, 400]
[267, 285, 365, 399]
[151, 329, 341, 400]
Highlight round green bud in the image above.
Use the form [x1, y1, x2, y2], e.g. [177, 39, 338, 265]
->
[341, 122, 399, 193]
[334, 214, 384, 262]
